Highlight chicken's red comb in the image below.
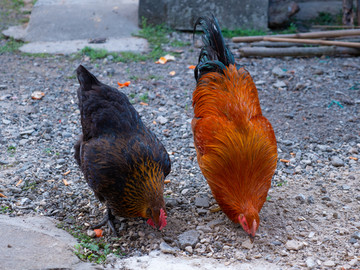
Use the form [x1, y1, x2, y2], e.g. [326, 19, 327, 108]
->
[159, 208, 167, 230]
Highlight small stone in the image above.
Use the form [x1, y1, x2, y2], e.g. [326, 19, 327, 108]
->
[157, 116, 168, 125]
[273, 80, 287, 88]
[20, 129, 35, 136]
[57, 159, 66, 165]
[342, 184, 351, 190]
[196, 225, 212, 233]
[331, 156, 344, 167]
[0, 85, 7, 90]
[138, 231, 145, 237]
[185, 246, 193, 253]
[241, 239, 254, 249]
[207, 218, 225, 228]
[19, 139, 28, 146]
[272, 67, 287, 77]
[87, 230, 96, 238]
[301, 159, 312, 165]
[195, 196, 209, 208]
[321, 196, 331, 201]
[333, 212, 339, 219]
[295, 194, 306, 204]
[271, 240, 282, 246]
[314, 69, 324, 75]
[307, 196, 314, 204]
[323, 260, 335, 267]
[308, 232, 315, 238]
[285, 240, 304, 251]
[349, 237, 358, 244]
[2, 119, 11, 124]
[160, 241, 178, 254]
[306, 257, 316, 268]
[352, 231, 360, 240]
[178, 230, 199, 248]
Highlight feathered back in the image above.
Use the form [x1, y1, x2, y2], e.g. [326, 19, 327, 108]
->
[194, 15, 236, 81]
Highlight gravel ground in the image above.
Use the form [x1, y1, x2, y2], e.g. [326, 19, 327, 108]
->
[1, 28, 360, 269]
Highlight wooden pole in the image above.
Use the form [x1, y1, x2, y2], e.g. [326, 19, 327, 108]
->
[232, 29, 360, 43]
[263, 36, 360, 48]
[238, 46, 360, 57]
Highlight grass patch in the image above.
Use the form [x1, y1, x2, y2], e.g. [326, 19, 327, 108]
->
[0, 36, 24, 54]
[114, 52, 147, 63]
[275, 22, 298, 34]
[80, 47, 109, 60]
[312, 11, 342, 25]
[57, 223, 123, 264]
[139, 92, 148, 103]
[170, 40, 191, 47]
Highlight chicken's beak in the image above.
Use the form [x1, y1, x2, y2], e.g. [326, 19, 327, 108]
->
[249, 234, 255, 243]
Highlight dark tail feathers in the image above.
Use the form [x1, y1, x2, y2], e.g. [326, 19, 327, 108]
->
[194, 15, 236, 81]
[76, 65, 101, 90]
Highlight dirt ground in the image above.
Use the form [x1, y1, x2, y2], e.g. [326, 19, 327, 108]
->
[1, 2, 360, 270]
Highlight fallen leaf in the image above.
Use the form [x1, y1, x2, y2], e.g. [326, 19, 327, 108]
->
[188, 65, 196, 69]
[152, 121, 157, 125]
[63, 170, 71, 176]
[169, 71, 176, 76]
[349, 156, 358, 161]
[164, 179, 171, 184]
[140, 102, 148, 106]
[15, 179, 23, 187]
[63, 179, 69, 186]
[117, 81, 131, 88]
[94, 229, 103, 237]
[0, 192, 7, 198]
[156, 54, 176, 64]
[280, 159, 290, 163]
[155, 57, 167, 64]
[31, 91, 45, 100]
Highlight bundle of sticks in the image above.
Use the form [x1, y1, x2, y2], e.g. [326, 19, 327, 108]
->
[233, 29, 360, 57]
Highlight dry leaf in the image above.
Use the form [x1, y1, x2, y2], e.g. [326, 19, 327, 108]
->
[94, 229, 103, 237]
[155, 57, 167, 64]
[169, 71, 176, 76]
[31, 91, 45, 100]
[63, 170, 71, 176]
[164, 179, 171, 184]
[63, 179, 69, 186]
[140, 102, 148, 106]
[152, 121, 157, 125]
[117, 81, 131, 88]
[16, 179, 23, 187]
[156, 54, 175, 64]
[349, 156, 358, 161]
[188, 65, 196, 69]
[0, 192, 7, 198]
[280, 159, 290, 163]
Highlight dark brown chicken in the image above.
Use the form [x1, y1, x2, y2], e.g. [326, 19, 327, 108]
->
[74, 65, 171, 234]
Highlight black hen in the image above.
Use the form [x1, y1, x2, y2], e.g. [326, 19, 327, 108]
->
[74, 65, 171, 234]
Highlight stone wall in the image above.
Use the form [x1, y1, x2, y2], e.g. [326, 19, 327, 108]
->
[139, 0, 269, 31]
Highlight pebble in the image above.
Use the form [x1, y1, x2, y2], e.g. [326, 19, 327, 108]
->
[342, 184, 351, 190]
[323, 260, 336, 267]
[295, 194, 306, 204]
[272, 67, 287, 77]
[57, 159, 66, 165]
[160, 241, 178, 254]
[305, 257, 316, 268]
[307, 196, 314, 204]
[185, 246, 193, 253]
[285, 240, 304, 251]
[194, 196, 209, 208]
[352, 231, 360, 240]
[157, 116, 168, 125]
[0, 84, 7, 90]
[331, 156, 344, 167]
[178, 230, 199, 248]
[271, 240, 282, 246]
[207, 218, 225, 228]
[273, 80, 286, 88]
[87, 230, 96, 238]
[241, 239, 254, 250]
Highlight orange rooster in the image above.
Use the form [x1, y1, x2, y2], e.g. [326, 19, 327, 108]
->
[192, 16, 277, 242]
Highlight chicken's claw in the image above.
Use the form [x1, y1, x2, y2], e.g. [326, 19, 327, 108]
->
[91, 208, 118, 236]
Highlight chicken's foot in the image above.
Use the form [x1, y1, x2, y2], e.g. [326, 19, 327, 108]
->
[92, 208, 118, 236]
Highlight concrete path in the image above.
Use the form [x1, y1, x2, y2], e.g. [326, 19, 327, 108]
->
[2, 0, 148, 54]
[0, 215, 101, 270]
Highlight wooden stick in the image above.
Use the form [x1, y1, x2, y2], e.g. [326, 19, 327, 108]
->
[239, 46, 360, 57]
[232, 29, 360, 43]
[264, 36, 360, 48]
[312, 25, 360, 29]
[250, 41, 308, 47]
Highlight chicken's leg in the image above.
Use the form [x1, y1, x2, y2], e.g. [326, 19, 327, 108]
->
[91, 208, 118, 236]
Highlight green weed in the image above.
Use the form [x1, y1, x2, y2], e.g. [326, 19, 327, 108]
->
[80, 47, 108, 60]
[222, 28, 267, 38]
[170, 40, 191, 47]
[139, 92, 148, 103]
[0, 36, 24, 54]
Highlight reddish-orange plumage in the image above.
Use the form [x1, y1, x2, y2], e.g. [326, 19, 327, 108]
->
[192, 16, 277, 241]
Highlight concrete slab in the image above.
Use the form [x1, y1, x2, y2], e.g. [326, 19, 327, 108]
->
[0, 215, 101, 270]
[2, 0, 148, 54]
[20, 37, 148, 54]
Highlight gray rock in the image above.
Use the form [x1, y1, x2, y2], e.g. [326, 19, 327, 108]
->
[273, 80, 287, 88]
[0, 84, 7, 90]
[295, 193, 306, 204]
[20, 129, 35, 136]
[160, 241, 178, 254]
[272, 66, 287, 77]
[285, 240, 304, 251]
[352, 231, 360, 240]
[56, 159, 66, 165]
[241, 239, 254, 249]
[207, 218, 225, 228]
[194, 196, 209, 208]
[271, 240, 282, 246]
[342, 184, 351, 190]
[349, 237, 358, 244]
[2, 119, 11, 124]
[331, 156, 344, 167]
[268, 0, 299, 28]
[305, 257, 316, 268]
[139, 0, 269, 31]
[323, 260, 336, 267]
[157, 116, 168, 125]
[307, 196, 314, 204]
[178, 230, 199, 248]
